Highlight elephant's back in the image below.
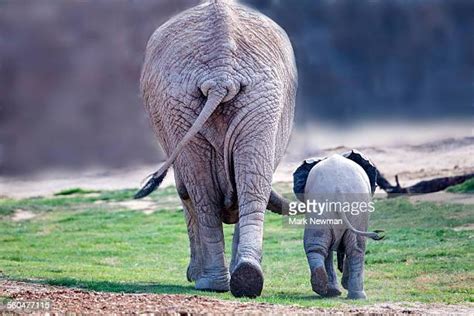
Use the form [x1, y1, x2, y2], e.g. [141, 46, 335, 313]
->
[305, 155, 372, 197]
[140, 1, 296, 97]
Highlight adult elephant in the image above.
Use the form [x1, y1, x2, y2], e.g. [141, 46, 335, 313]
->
[135, 0, 297, 298]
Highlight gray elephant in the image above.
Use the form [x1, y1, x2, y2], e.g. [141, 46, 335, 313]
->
[292, 151, 383, 299]
[135, 0, 297, 298]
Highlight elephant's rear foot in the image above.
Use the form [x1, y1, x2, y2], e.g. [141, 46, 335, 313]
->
[195, 272, 230, 292]
[187, 255, 229, 292]
[310, 265, 328, 296]
[311, 265, 341, 297]
[347, 290, 367, 300]
[186, 263, 200, 282]
[230, 259, 263, 298]
[325, 287, 342, 297]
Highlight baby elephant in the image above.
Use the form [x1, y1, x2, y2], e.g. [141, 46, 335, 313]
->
[293, 150, 384, 299]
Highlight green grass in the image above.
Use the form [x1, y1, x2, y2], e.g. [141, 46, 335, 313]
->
[447, 178, 474, 193]
[0, 187, 177, 217]
[0, 184, 472, 307]
[54, 188, 101, 196]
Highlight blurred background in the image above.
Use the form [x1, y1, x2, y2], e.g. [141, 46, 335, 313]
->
[0, 0, 473, 176]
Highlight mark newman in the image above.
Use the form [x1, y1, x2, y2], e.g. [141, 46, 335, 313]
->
[288, 217, 343, 225]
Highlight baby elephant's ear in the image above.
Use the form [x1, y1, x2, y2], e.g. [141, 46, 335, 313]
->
[292, 158, 321, 201]
[343, 150, 378, 194]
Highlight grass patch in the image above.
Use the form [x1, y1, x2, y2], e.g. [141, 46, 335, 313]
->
[0, 185, 472, 307]
[54, 188, 101, 196]
[447, 178, 474, 193]
[0, 188, 160, 217]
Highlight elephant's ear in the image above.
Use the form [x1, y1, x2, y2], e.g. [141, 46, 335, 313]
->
[343, 149, 378, 194]
[293, 158, 322, 201]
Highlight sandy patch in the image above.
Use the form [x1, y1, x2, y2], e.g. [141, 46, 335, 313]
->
[453, 223, 474, 232]
[11, 209, 37, 222]
[0, 280, 473, 315]
[112, 199, 157, 214]
[410, 192, 474, 205]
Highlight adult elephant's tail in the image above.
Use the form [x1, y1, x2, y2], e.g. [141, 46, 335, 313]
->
[134, 79, 240, 199]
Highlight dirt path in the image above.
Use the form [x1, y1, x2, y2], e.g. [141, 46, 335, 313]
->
[1, 280, 473, 315]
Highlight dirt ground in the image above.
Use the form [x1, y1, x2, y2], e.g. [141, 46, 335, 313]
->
[1, 280, 473, 315]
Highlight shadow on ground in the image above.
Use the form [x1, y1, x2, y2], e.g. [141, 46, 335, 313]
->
[12, 277, 341, 303]
[17, 278, 196, 295]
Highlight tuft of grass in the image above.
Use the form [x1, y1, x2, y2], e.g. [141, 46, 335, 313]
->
[95, 189, 137, 201]
[447, 178, 474, 193]
[54, 188, 101, 196]
[0, 184, 472, 307]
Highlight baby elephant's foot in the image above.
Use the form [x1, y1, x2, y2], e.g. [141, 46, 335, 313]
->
[230, 259, 264, 298]
[324, 286, 342, 298]
[195, 273, 230, 292]
[311, 266, 328, 296]
[347, 290, 367, 300]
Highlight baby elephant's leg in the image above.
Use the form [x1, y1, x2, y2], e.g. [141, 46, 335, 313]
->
[304, 228, 331, 297]
[324, 252, 342, 297]
[342, 232, 367, 299]
[341, 253, 349, 290]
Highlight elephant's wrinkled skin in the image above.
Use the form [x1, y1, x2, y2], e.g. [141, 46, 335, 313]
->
[137, 0, 297, 298]
[293, 153, 382, 299]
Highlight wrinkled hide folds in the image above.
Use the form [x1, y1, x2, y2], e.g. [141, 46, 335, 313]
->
[140, 0, 297, 297]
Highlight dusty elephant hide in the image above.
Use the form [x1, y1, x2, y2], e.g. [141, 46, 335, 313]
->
[293, 153, 383, 299]
[137, 0, 297, 298]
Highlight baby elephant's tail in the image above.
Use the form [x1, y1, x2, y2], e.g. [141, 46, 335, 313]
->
[339, 210, 385, 240]
[134, 79, 240, 199]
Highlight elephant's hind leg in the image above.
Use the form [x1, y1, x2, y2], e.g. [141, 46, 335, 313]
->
[177, 150, 229, 292]
[230, 199, 265, 298]
[182, 198, 202, 282]
[230, 129, 276, 298]
[324, 252, 342, 297]
[304, 228, 331, 297]
[192, 192, 229, 291]
[175, 171, 202, 282]
[194, 210, 229, 292]
[342, 232, 367, 299]
[341, 253, 349, 290]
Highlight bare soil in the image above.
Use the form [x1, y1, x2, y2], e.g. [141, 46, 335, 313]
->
[1, 280, 473, 315]
[409, 192, 474, 205]
[10, 210, 37, 222]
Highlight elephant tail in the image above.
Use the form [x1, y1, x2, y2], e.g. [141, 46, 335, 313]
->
[134, 79, 240, 199]
[339, 209, 385, 241]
